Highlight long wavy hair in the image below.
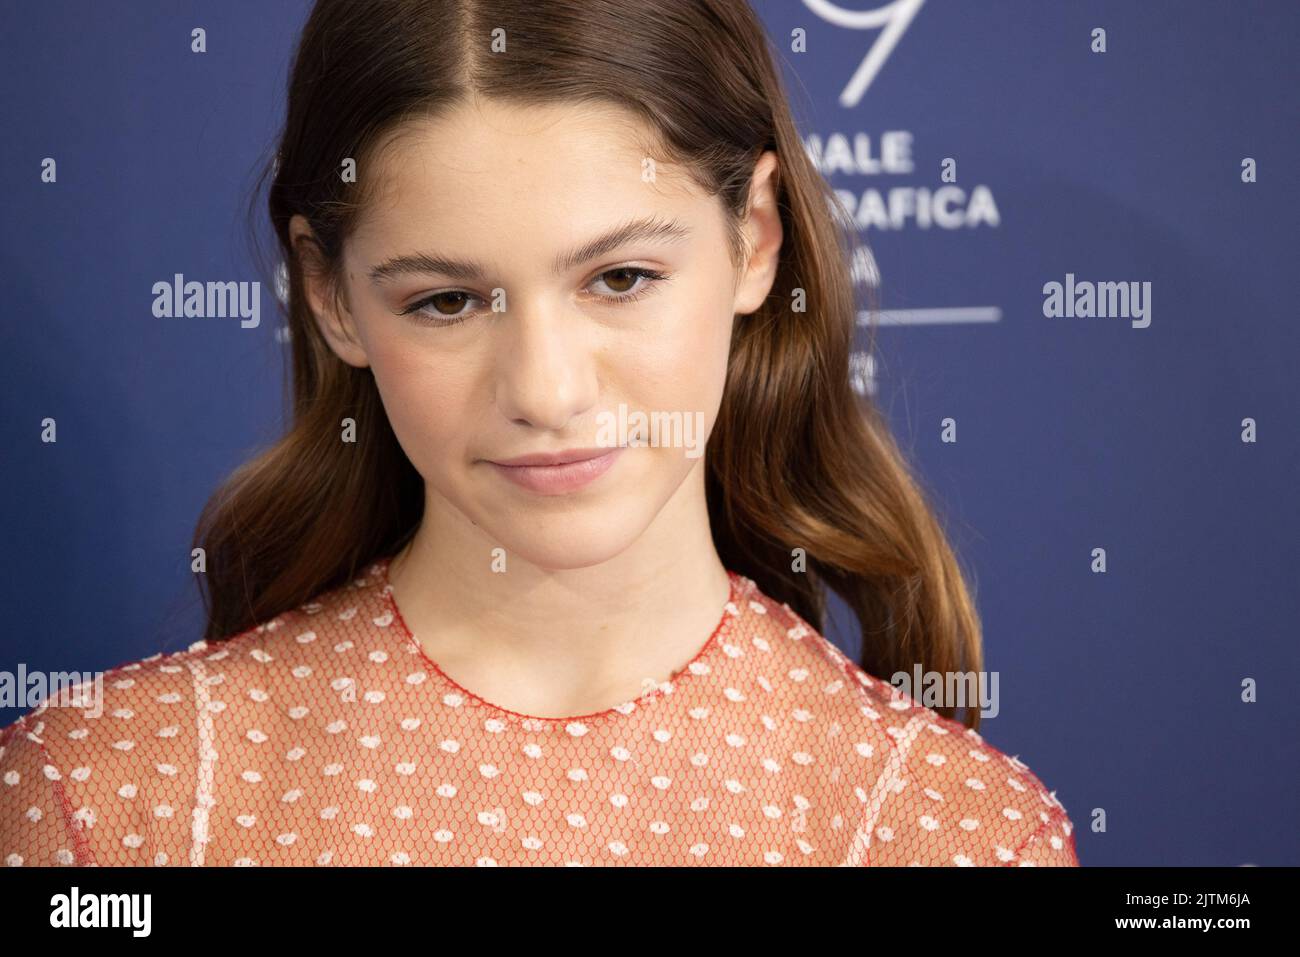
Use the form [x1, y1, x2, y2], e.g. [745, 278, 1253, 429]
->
[193, 0, 987, 728]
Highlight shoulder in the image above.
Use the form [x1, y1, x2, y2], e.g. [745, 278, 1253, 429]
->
[0, 637, 216, 865]
[847, 684, 1078, 864]
[9, 562, 386, 751]
[2, 636, 215, 766]
[735, 575, 1079, 866]
[0, 563, 384, 866]
[2, 559, 389, 759]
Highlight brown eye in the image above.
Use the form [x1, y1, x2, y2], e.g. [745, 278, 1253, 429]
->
[400, 289, 482, 326]
[590, 266, 667, 302]
[427, 291, 470, 315]
[600, 268, 639, 294]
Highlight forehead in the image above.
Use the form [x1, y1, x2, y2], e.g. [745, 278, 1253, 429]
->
[350, 96, 709, 250]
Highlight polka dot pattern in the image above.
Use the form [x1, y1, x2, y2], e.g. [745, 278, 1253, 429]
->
[0, 558, 1078, 866]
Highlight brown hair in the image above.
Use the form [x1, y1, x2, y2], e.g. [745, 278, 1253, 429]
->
[194, 0, 987, 728]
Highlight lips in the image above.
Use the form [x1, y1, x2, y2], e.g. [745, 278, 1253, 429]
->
[489, 447, 614, 468]
[485, 446, 625, 495]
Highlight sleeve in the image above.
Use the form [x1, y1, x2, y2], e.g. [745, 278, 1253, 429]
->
[0, 717, 86, 866]
[1007, 806, 1079, 867]
[840, 691, 1084, 867]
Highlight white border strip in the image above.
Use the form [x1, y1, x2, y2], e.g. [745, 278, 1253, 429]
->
[840, 713, 928, 865]
[187, 659, 216, 867]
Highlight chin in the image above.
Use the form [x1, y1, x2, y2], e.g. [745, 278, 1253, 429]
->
[477, 501, 656, 572]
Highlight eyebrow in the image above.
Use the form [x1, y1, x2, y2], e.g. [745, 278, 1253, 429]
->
[367, 215, 692, 285]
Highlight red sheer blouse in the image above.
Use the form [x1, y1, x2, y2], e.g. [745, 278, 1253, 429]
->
[1, 557, 1078, 866]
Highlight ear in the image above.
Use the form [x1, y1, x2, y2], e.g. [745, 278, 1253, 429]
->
[288, 214, 370, 368]
[731, 151, 783, 317]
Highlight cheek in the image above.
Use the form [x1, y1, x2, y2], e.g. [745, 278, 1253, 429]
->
[365, 332, 477, 469]
[619, 282, 733, 409]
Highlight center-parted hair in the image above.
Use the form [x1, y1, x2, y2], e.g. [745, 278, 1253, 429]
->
[193, 0, 987, 728]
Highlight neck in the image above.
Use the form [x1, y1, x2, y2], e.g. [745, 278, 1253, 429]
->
[385, 463, 732, 717]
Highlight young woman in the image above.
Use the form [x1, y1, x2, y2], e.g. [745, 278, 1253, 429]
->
[1, 0, 1077, 866]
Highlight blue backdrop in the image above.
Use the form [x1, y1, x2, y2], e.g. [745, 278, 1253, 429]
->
[2, 0, 1296, 866]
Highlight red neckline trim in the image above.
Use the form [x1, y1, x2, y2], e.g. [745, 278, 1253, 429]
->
[374, 556, 743, 724]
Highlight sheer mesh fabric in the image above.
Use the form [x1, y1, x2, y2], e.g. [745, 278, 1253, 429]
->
[1, 557, 1078, 866]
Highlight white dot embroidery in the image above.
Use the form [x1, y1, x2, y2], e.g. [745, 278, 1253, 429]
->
[0, 560, 1076, 868]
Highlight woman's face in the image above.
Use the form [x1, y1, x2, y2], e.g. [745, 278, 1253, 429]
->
[293, 96, 781, 571]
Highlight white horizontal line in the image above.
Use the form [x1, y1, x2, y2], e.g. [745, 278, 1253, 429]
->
[858, 307, 1003, 326]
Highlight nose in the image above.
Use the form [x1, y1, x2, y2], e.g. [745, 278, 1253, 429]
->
[493, 297, 599, 431]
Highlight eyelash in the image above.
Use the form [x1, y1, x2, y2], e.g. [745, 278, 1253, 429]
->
[399, 267, 670, 327]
